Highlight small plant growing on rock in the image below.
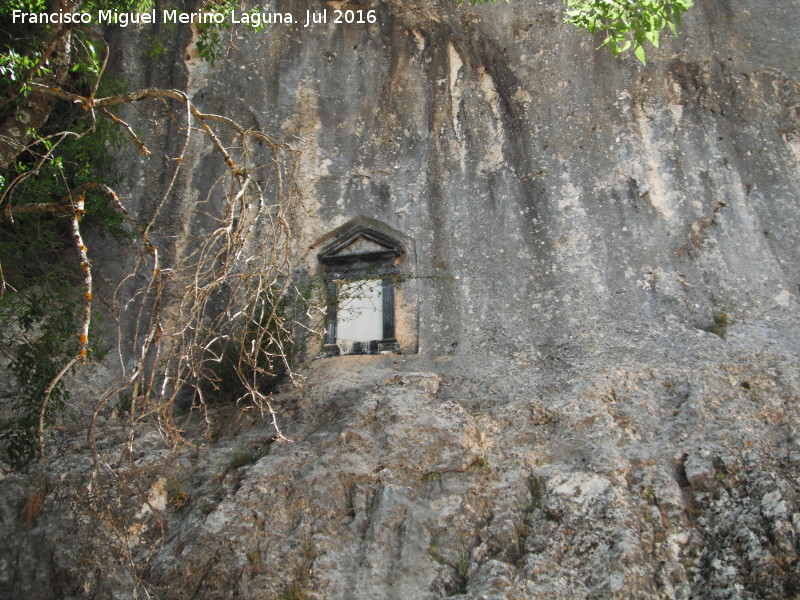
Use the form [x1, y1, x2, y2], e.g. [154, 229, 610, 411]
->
[246, 549, 262, 562]
[429, 537, 444, 563]
[229, 449, 259, 470]
[457, 547, 470, 577]
[276, 584, 310, 600]
[471, 456, 489, 468]
[456, 547, 470, 592]
[167, 480, 190, 508]
[708, 311, 730, 337]
[246, 549, 263, 575]
[274, 542, 316, 600]
[527, 476, 543, 511]
[228, 441, 272, 471]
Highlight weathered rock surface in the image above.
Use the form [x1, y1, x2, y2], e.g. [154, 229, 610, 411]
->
[2, 0, 800, 598]
[2, 349, 798, 599]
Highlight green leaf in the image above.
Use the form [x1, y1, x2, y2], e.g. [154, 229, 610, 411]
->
[561, 0, 692, 62]
[634, 43, 647, 64]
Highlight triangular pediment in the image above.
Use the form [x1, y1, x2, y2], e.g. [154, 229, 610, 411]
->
[319, 225, 404, 265]
[331, 236, 388, 257]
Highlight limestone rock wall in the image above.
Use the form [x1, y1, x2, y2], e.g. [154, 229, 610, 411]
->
[157, 0, 800, 360]
[103, 0, 800, 359]
[1, 0, 799, 598]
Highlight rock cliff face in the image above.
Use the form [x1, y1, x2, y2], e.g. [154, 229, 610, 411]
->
[2, 0, 800, 598]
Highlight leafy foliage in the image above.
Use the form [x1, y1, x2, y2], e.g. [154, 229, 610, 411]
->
[455, 0, 692, 63]
[0, 259, 81, 469]
[0, 27, 127, 468]
[195, 1, 270, 64]
[562, 0, 693, 63]
[2, 102, 125, 215]
[0, 116, 123, 468]
[0, 0, 148, 99]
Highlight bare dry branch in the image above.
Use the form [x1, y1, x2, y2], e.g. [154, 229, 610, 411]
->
[38, 356, 78, 459]
[5, 72, 310, 471]
[69, 193, 92, 365]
